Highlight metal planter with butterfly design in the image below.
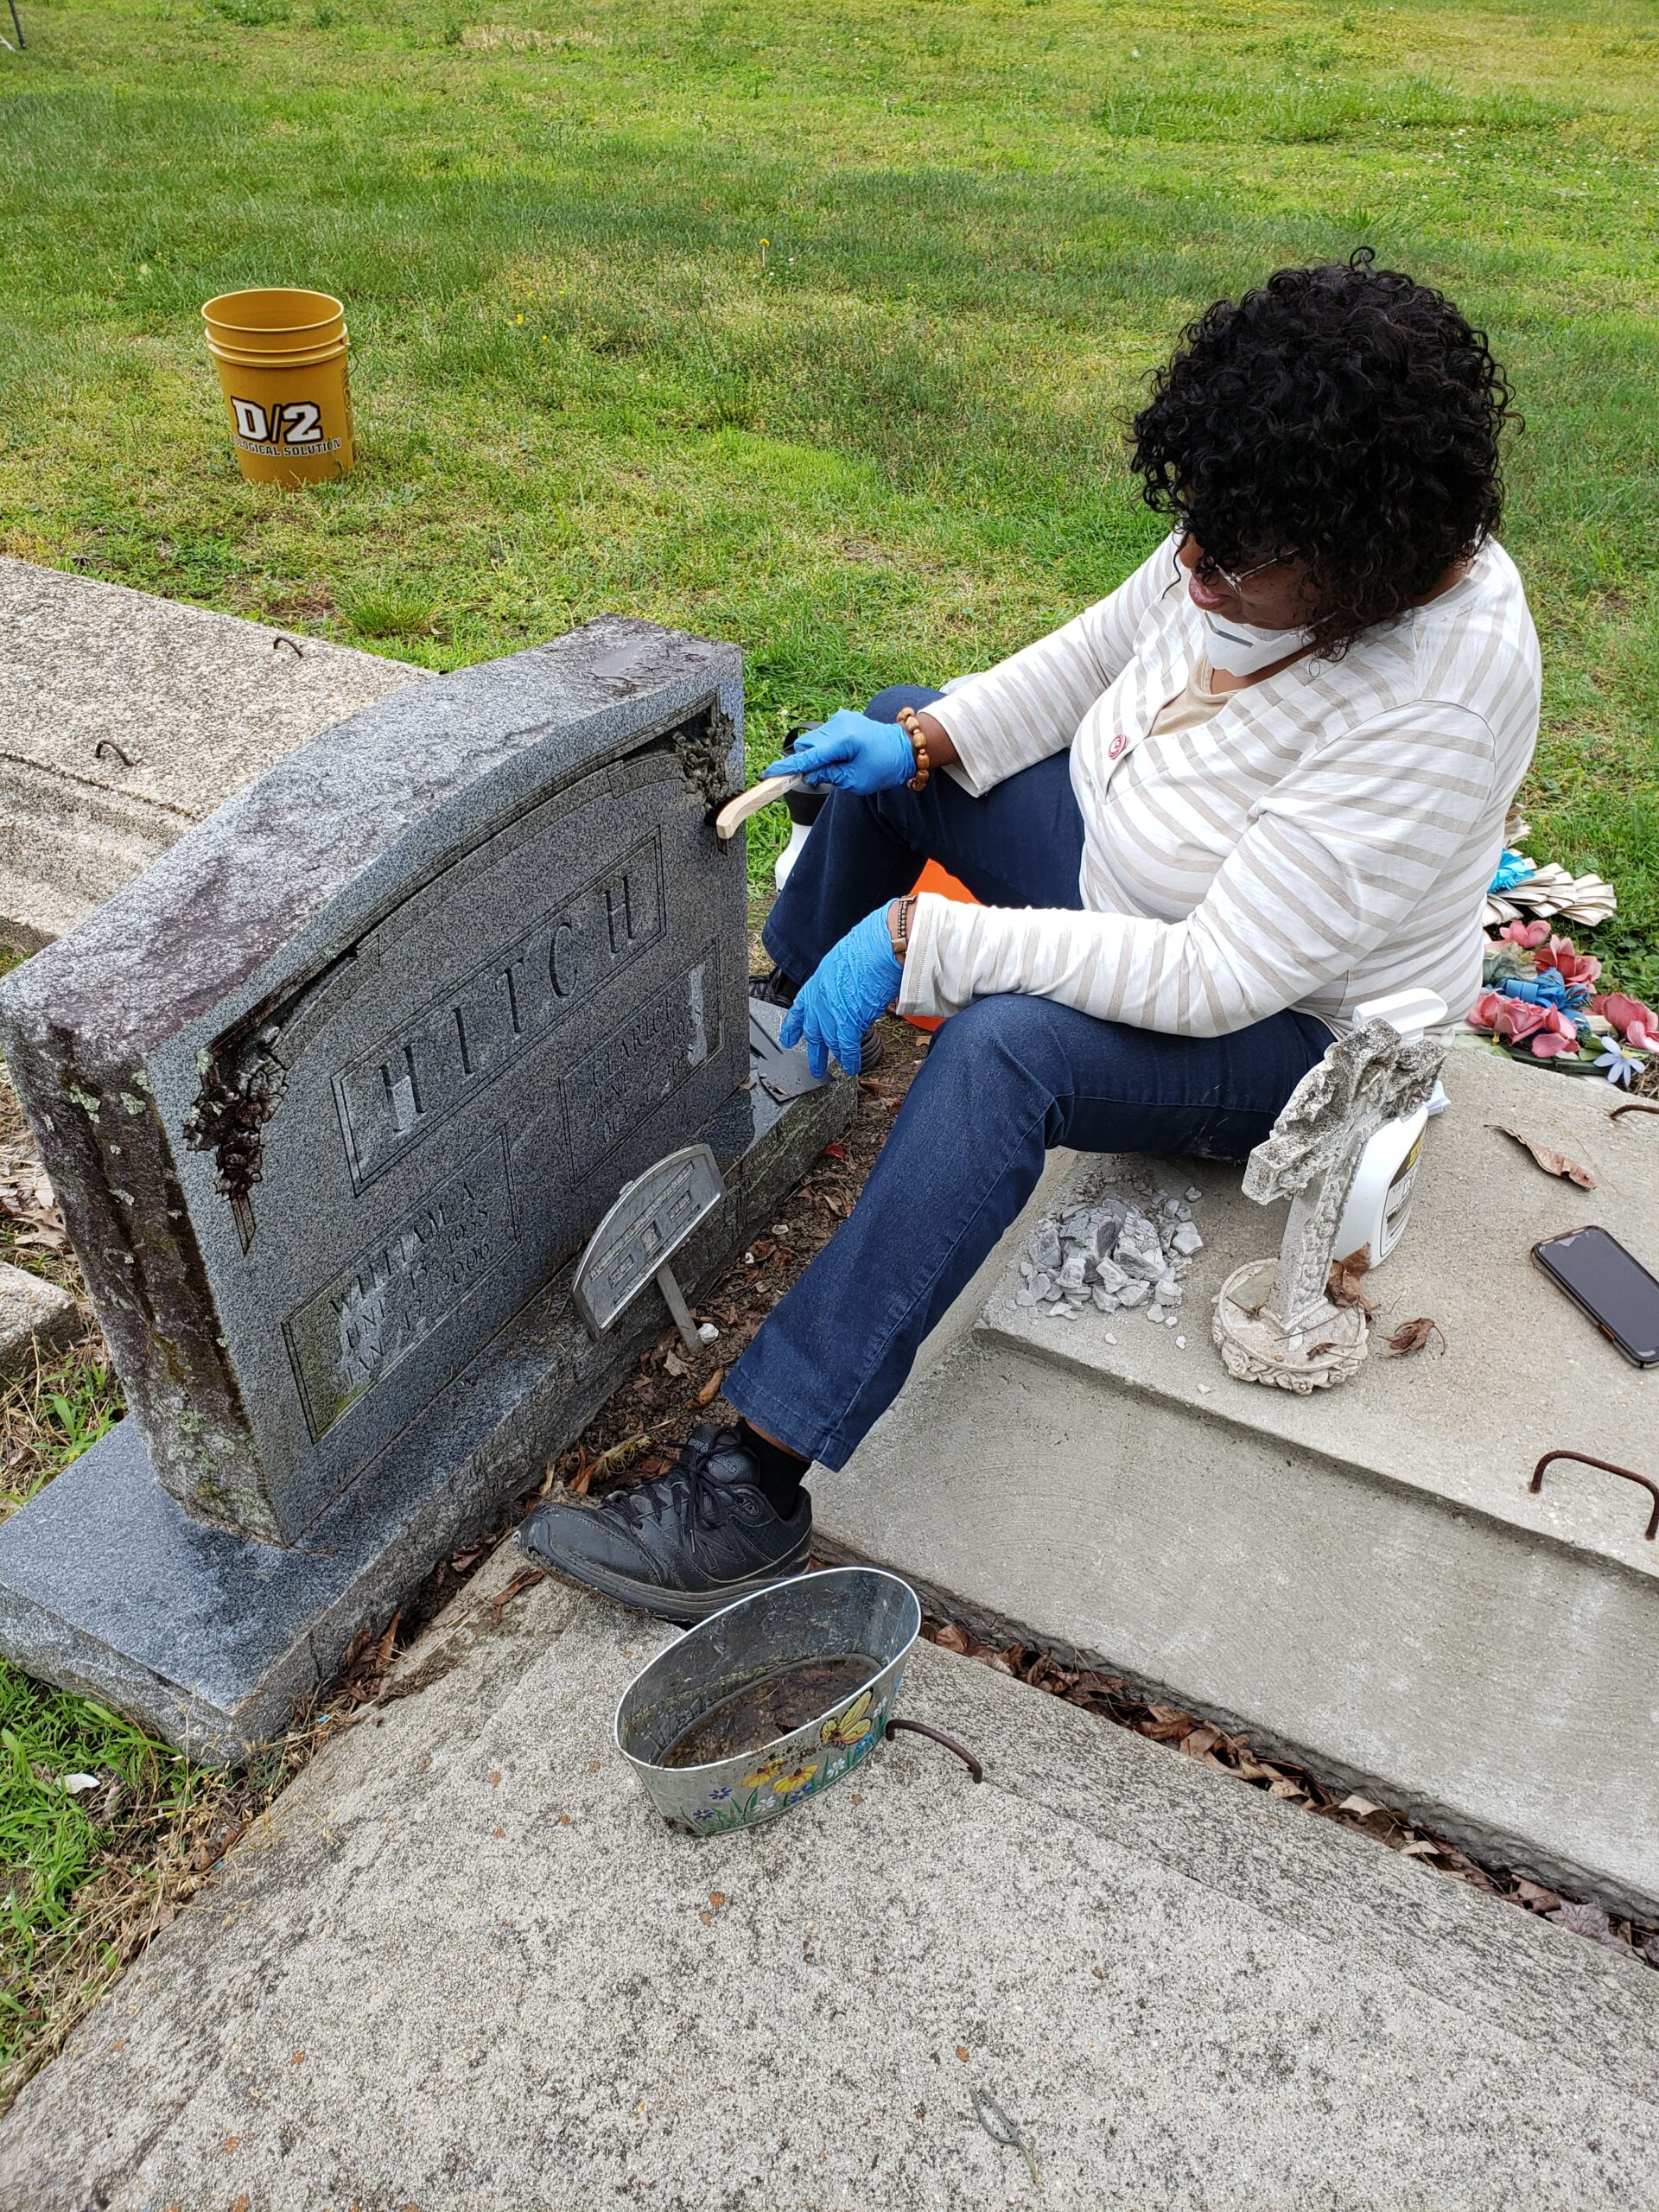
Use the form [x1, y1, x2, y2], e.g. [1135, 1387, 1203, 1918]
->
[613, 1567, 922, 1834]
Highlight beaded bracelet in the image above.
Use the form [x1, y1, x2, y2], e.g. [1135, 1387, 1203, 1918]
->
[891, 892, 918, 958]
[896, 706, 931, 793]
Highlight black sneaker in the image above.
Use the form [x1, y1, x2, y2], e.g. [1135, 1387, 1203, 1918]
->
[519, 1424, 811, 1624]
[748, 969, 887, 1071]
[748, 965, 798, 1009]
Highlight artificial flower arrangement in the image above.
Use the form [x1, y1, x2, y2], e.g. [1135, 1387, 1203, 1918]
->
[1467, 921, 1656, 1087]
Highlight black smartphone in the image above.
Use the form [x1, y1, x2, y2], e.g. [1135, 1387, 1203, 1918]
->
[1532, 1225, 1659, 1368]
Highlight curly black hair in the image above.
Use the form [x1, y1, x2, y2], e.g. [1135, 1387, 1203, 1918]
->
[1128, 250, 1516, 657]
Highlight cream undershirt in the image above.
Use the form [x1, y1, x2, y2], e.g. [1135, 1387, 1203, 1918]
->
[1146, 653, 1228, 741]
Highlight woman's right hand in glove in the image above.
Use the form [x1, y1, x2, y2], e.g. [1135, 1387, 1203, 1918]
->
[760, 709, 916, 797]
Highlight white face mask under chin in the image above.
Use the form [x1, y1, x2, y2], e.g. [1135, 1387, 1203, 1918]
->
[1201, 608, 1307, 678]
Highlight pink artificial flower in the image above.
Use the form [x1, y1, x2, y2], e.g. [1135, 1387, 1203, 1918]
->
[1478, 998, 1579, 1056]
[1468, 993, 1586, 1058]
[1592, 992, 1658, 1043]
[1496, 999, 1557, 1044]
[1529, 1011, 1581, 1058]
[1535, 935, 1601, 988]
[1497, 918, 1550, 950]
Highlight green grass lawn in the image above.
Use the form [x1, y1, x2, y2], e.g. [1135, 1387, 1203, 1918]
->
[0, 0, 1657, 2097]
[2, 0, 1657, 971]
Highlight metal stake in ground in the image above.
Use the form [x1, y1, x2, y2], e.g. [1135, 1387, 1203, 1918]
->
[574, 1143, 728, 1358]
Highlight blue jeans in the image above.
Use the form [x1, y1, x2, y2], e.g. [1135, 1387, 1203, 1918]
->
[725, 688, 1329, 1471]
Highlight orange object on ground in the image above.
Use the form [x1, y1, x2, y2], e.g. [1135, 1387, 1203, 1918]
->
[903, 861, 977, 1032]
[201, 288, 355, 486]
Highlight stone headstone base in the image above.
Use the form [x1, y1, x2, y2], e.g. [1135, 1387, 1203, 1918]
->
[812, 1043, 1659, 1922]
[1211, 1259, 1370, 1390]
[0, 1036, 849, 1759]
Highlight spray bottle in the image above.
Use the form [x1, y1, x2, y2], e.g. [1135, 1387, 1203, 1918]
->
[1332, 987, 1449, 1269]
[772, 782, 826, 890]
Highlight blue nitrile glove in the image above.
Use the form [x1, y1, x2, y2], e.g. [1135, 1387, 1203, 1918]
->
[779, 907, 902, 1078]
[761, 709, 916, 797]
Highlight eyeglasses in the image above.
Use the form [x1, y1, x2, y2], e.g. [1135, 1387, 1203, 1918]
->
[1176, 537, 1292, 602]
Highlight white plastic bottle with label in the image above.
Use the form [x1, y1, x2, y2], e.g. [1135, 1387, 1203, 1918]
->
[1332, 987, 1449, 1270]
[772, 785, 825, 889]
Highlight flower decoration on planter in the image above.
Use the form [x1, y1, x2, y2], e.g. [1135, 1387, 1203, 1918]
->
[1468, 923, 1653, 1084]
[820, 1689, 875, 1749]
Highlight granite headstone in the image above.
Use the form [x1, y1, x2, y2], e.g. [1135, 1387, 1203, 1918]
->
[0, 616, 849, 1753]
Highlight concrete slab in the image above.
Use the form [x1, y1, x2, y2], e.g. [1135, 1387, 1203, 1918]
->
[0, 558, 424, 949]
[4, 1549, 1656, 2211]
[814, 1040, 1659, 1917]
[0, 1259, 79, 1382]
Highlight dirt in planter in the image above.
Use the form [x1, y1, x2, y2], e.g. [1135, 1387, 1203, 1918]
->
[658, 1654, 879, 1769]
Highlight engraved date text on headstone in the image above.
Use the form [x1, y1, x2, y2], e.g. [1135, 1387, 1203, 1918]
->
[283, 1133, 519, 1442]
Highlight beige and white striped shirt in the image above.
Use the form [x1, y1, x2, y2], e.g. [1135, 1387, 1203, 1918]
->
[899, 536, 1541, 1037]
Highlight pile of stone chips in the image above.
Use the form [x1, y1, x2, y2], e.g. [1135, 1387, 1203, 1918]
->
[1015, 1184, 1205, 1329]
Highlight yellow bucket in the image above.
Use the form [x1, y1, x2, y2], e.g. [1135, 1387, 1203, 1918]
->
[201, 287, 355, 486]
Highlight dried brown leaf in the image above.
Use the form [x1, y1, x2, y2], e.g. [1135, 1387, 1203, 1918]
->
[11, 1224, 68, 1251]
[696, 1367, 724, 1408]
[1515, 1878, 1564, 1913]
[929, 1623, 970, 1653]
[1327, 1247, 1377, 1313]
[1142, 1704, 1199, 1741]
[1548, 1898, 1631, 1951]
[1385, 1315, 1445, 1357]
[1069, 1669, 1126, 1700]
[489, 1567, 545, 1628]
[1490, 1124, 1596, 1191]
[1438, 1847, 1499, 1891]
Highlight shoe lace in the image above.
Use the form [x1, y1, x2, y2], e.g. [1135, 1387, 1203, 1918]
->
[610, 1430, 726, 1535]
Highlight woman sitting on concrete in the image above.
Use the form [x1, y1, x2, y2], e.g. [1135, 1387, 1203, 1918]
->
[524, 250, 1541, 1619]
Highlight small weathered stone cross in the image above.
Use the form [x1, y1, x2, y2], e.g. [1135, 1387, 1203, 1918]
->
[1211, 1017, 1446, 1392]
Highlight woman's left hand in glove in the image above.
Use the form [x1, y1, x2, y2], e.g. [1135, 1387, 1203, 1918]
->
[761, 709, 916, 796]
[779, 907, 902, 1077]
